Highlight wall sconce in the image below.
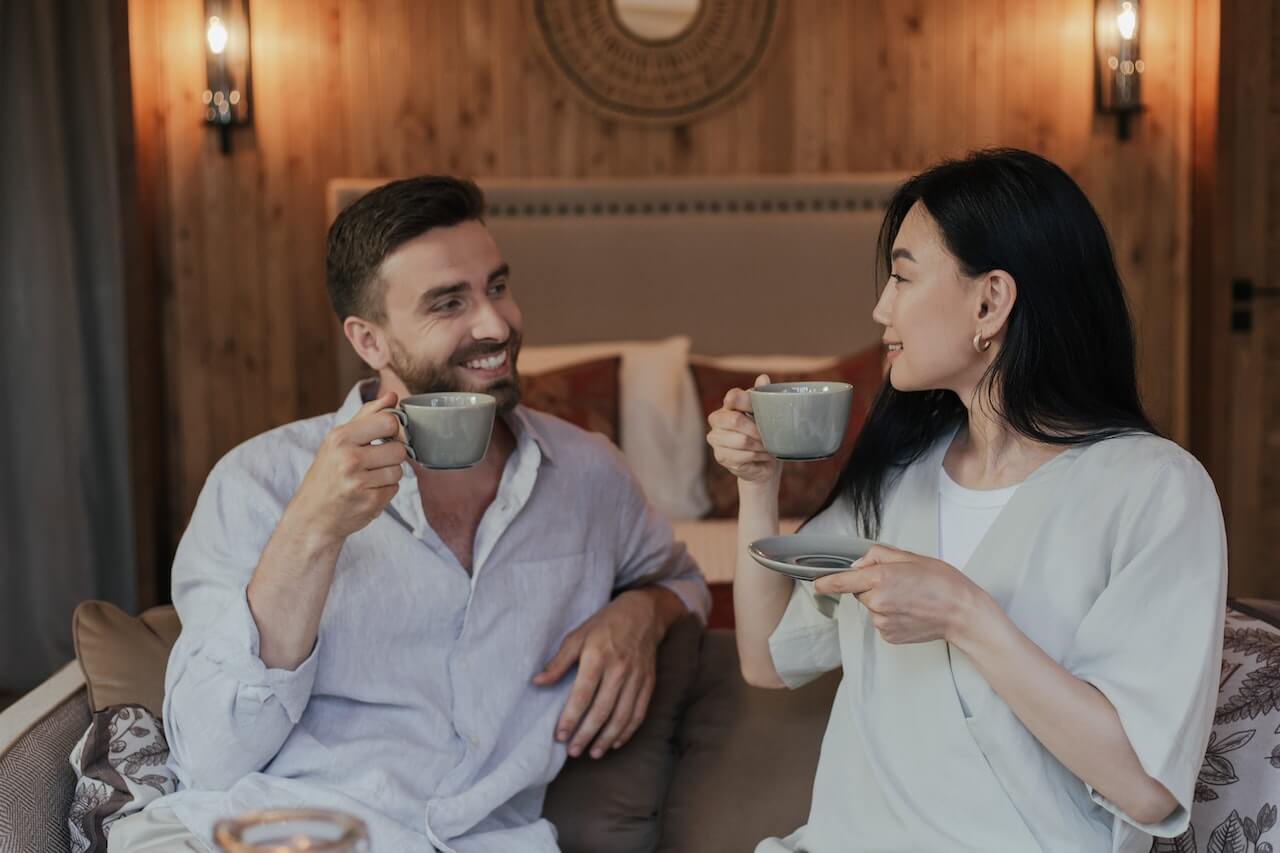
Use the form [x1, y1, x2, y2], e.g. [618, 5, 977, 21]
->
[203, 0, 252, 155]
[1095, 0, 1144, 140]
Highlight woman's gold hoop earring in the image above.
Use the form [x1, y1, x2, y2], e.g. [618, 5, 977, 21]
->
[973, 333, 992, 353]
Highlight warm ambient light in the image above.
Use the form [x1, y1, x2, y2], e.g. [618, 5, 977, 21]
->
[205, 16, 228, 55]
[202, 1, 252, 154]
[1095, 0, 1142, 140]
[1116, 2, 1137, 40]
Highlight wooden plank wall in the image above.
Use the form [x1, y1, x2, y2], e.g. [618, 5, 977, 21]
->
[128, 0, 1197, 565]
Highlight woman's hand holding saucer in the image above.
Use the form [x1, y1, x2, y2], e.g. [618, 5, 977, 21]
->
[813, 544, 992, 646]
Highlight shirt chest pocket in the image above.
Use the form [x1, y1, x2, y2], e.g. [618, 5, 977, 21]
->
[474, 550, 611, 674]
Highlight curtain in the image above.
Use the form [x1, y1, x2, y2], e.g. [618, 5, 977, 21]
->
[0, 0, 137, 691]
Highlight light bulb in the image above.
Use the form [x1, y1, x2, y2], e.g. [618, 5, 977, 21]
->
[206, 16, 228, 55]
[1116, 2, 1137, 40]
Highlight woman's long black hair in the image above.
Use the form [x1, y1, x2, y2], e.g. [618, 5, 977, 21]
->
[816, 149, 1159, 537]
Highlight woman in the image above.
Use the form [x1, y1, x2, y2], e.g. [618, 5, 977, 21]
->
[708, 149, 1226, 853]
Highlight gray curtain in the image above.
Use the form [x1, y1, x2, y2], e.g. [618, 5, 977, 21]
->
[0, 0, 137, 691]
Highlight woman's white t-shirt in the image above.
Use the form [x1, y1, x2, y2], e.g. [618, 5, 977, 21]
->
[938, 464, 1020, 572]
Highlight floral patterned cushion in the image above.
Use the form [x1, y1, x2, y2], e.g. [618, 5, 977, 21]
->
[67, 704, 175, 852]
[521, 356, 622, 446]
[690, 347, 885, 519]
[1153, 603, 1280, 851]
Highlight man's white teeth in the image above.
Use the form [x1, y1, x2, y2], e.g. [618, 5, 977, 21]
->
[465, 351, 508, 370]
[887, 343, 903, 351]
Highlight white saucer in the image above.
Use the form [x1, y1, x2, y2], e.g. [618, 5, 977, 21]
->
[747, 533, 877, 581]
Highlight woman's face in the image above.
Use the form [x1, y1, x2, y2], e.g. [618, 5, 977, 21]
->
[872, 202, 991, 395]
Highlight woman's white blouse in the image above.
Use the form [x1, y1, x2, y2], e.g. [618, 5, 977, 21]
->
[758, 430, 1227, 853]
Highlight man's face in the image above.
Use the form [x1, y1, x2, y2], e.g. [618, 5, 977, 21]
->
[377, 220, 523, 411]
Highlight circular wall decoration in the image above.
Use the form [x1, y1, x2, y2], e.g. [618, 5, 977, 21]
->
[530, 0, 779, 123]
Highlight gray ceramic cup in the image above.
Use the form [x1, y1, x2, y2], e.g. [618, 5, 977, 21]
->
[748, 381, 853, 461]
[390, 392, 496, 470]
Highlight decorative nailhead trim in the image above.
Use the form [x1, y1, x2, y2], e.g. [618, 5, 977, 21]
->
[485, 196, 892, 218]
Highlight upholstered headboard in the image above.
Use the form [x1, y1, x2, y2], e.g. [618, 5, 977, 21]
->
[327, 175, 906, 392]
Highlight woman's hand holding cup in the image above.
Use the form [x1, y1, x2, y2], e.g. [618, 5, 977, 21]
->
[706, 374, 782, 489]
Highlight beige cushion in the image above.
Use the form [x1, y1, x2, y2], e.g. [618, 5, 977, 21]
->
[520, 337, 711, 520]
[71, 602, 180, 717]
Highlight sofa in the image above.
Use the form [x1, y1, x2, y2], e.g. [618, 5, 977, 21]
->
[3, 600, 1279, 853]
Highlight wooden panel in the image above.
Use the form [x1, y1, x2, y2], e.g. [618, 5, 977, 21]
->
[1190, 0, 1226, 492]
[122, 0, 168, 609]
[127, 0, 1199, 562]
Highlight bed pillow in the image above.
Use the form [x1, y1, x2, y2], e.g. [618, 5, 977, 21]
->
[521, 356, 621, 445]
[520, 337, 710, 519]
[691, 346, 884, 519]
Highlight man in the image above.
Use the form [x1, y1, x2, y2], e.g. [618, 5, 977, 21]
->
[109, 176, 709, 852]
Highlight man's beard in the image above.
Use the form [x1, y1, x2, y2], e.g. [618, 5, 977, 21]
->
[388, 331, 523, 413]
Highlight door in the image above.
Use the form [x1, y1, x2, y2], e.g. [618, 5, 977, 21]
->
[1195, 0, 1280, 598]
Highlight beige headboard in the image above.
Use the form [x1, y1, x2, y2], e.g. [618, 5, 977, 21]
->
[327, 174, 906, 392]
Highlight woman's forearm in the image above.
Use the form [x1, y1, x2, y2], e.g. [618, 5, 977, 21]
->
[732, 478, 793, 688]
[951, 593, 1179, 826]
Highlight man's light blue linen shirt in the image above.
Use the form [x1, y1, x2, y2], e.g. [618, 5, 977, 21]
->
[154, 382, 710, 852]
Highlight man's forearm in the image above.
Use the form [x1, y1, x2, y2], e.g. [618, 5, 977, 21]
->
[626, 585, 688, 637]
[247, 508, 344, 670]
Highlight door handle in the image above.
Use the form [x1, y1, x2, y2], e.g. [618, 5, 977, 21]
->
[1233, 279, 1280, 302]
[1231, 278, 1280, 333]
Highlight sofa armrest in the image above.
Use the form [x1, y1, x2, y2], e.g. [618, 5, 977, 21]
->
[0, 663, 90, 853]
[658, 630, 839, 853]
[1228, 598, 1280, 629]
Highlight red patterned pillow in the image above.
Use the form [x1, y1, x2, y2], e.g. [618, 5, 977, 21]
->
[521, 356, 622, 446]
[692, 347, 885, 518]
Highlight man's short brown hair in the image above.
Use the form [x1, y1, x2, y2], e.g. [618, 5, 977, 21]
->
[325, 175, 486, 322]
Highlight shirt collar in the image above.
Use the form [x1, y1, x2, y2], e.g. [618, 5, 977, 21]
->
[333, 380, 555, 465]
[334, 379, 375, 426]
[505, 405, 556, 465]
